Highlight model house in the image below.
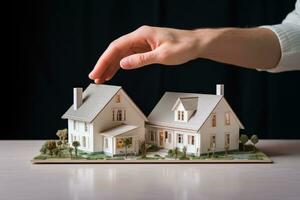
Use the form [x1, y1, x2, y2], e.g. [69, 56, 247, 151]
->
[146, 84, 244, 156]
[62, 84, 147, 156]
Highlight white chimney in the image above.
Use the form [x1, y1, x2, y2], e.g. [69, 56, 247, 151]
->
[73, 88, 83, 110]
[216, 84, 224, 96]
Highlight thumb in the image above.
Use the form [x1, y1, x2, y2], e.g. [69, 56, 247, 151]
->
[120, 50, 158, 69]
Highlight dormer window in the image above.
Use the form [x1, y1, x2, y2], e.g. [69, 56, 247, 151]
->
[172, 97, 198, 122]
[177, 111, 185, 121]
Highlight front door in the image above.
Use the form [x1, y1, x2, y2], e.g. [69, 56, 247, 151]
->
[159, 131, 164, 147]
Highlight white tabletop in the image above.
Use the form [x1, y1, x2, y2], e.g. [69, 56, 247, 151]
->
[1, 140, 299, 200]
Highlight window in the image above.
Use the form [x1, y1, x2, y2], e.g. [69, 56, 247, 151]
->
[116, 137, 132, 149]
[188, 135, 195, 145]
[112, 110, 115, 121]
[178, 134, 184, 144]
[116, 95, 121, 103]
[164, 131, 168, 142]
[212, 114, 216, 127]
[73, 121, 76, 131]
[225, 112, 230, 125]
[210, 135, 216, 148]
[168, 133, 172, 143]
[177, 111, 185, 121]
[84, 122, 88, 132]
[116, 138, 124, 149]
[150, 131, 156, 141]
[105, 138, 108, 149]
[225, 133, 230, 147]
[82, 136, 86, 148]
[117, 110, 123, 121]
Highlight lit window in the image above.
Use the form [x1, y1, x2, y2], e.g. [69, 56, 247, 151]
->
[188, 135, 195, 145]
[210, 135, 216, 148]
[116, 138, 124, 149]
[178, 134, 184, 144]
[212, 114, 216, 127]
[225, 112, 230, 125]
[105, 138, 108, 149]
[116, 95, 121, 103]
[82, 136, 86, 148]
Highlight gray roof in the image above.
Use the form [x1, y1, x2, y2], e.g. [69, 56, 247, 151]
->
[62, 84, 121, 122]
[171, 97, 198, 111]
[147, 92, 244, 131]
[100, 124, 138, 137]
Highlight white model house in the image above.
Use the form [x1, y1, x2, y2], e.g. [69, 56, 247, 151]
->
[146, 84, 244, 156]
[62, 84, 147, 156]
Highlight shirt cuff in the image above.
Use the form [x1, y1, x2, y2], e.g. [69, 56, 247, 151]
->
[259, 24, 300, 73]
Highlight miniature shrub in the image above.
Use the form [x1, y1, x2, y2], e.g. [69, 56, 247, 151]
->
[148, 144, 159, 152]
[168, 149, 173, 156]
[34, 155, 48, 160]
[179, 156, 190, 160]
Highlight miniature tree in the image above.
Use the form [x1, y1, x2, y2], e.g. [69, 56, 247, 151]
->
[240, 134, 249, 151]
[56, 130, 63, 141]
[124, 138, 132, 158]
[61, 129, 68, 145]
[46, 140, 57, 156]
[40, 142, 48, 154]
[72, 141, 80, 157]
[174, 147, 178, 160]
[250, 135, 259, 152]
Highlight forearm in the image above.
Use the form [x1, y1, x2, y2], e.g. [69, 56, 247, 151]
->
[194, 28, 281, 69]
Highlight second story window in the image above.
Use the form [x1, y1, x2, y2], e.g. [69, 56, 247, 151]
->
[212, 114, 216, 127]
[84, 122, 88, 132]
[225, 112, 230, 125]
[73, 121, 76, 131]
[116, 95, 121, 103]
[177, 111, 185, 121]
[112, 108, 126, 121]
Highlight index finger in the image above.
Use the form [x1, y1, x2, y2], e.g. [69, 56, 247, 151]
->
[88, 34, 133, 81]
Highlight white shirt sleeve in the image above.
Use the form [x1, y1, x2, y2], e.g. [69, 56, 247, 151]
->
[260, 0, 300, 73]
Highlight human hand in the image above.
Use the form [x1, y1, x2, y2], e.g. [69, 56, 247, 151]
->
[89, 25, 201, 83]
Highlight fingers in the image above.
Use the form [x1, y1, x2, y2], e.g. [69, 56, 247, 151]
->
[89, 35, 132, 82]
[120, 50, 159, 69]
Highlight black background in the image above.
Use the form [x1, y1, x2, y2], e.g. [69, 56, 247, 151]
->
[9, 0, 299, 140]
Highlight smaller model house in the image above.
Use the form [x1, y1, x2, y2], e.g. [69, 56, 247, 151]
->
[146, 84, 244, 156]
[62, 84, 147, 156]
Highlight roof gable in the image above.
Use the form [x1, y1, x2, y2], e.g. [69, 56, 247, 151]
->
[171, 97, 198, 111]
[147, 92, 243, 131]
[61, 84, 147, 123]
